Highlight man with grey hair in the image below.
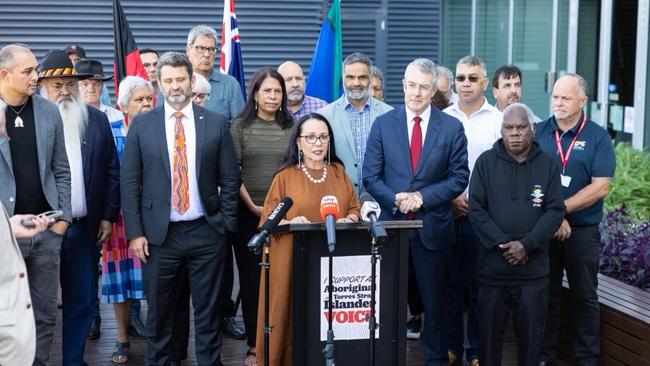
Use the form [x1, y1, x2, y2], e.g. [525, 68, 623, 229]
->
[38, 49, 120, 365]
[121, 51, 240, 365]
[186, 24, 244, 121]
[277, 60, 326, 119]
[0, 43, 71, 366]
[468, 102, 565, 366]
[192, 73, 211, 107]
[370, 65, 385, 101]
[318, 51, 392, 193]
[364, 58, 469, 366]
[433, 65, 457, 108]
[185, 24, 246, 343]
[536, 74, 615, 366]
[443, 55, 503, 366]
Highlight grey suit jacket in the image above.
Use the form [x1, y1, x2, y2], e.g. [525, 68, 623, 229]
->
[0, 95, 71, 222]
[317, 95, 393, 193]
[0, 203, 36, 366]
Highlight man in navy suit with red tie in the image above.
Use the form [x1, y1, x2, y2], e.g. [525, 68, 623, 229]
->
[363, 58, 469, 366]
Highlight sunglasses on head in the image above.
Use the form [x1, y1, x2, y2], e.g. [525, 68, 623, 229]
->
[455, 75, 481, 83]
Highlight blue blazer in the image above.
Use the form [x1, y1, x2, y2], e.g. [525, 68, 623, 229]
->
[83, 106, 120, 236]
[362, 105, 469, 250]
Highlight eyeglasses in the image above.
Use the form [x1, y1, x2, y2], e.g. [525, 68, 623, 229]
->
[300, 134, 330, 144]
[405, 81, 434, 93]
[192, 45, 217, 55]
[455, 75, 481, 83]
[192, 93, 210, 101]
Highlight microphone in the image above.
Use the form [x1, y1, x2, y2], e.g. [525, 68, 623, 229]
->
[247, 197, 294, 254]
[360, 192, 388, 242]
[320, 196, 340, 253]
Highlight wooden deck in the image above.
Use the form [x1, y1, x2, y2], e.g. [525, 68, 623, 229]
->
[49, 303, 559, 366]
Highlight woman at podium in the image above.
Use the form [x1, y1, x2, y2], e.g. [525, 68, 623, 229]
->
[256, 113, 360, 366]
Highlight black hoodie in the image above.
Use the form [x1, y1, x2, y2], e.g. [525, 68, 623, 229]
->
[469, 140, 565, 286]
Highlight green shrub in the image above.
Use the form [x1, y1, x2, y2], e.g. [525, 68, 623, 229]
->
[605, 143, 650, 219]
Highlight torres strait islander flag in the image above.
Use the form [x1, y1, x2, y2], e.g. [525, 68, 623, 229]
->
[112, 0, 149, 108]
[220, 0, 246, 99]
[305, 0, 342, 103]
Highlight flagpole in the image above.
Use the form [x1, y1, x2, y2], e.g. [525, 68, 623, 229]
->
[113, 0, 126, 85]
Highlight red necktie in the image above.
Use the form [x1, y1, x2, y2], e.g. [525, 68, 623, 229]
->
[410, 116, 422, 173]
[172, 112, 189, 214]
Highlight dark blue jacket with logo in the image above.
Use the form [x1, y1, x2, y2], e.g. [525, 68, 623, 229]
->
[468, 140, 566, 285]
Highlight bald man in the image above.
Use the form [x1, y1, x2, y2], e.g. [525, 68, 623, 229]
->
[536, 74, 615, 366]
[277, 61, 326, 119]
[0, 43, 71, 365]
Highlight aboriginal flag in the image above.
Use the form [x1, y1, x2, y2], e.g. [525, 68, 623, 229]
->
[113, 0, 148, 103]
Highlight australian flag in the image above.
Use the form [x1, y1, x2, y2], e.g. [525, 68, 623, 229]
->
[220, 0, 246, 99]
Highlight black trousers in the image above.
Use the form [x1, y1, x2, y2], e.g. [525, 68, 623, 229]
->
[478, 283, 548, 366]
[541, 224, 601, 366]
[408, 256, 424, 316]
[232, 205, 263, 348]
[168, 263, 190, 361]
[142, 218, 225, 366]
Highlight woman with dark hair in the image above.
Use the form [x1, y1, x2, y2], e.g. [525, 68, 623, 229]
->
[230, 67, 295, 365]
[255, 113, 360, 366]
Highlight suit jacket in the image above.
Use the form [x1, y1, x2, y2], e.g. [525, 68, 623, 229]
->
[317, 95, 393, 193]
[0, 95, 71, 222]
[0, 203, 36, 366]
[362, 105, 469, 250]
[120, 104, 240, 245]
[82, 106, 120, 236]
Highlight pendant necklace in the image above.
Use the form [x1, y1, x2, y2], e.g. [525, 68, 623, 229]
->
[8, 103, 27, 128]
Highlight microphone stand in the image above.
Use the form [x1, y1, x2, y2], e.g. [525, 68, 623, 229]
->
[261, 236, 272, 366]
[323, 229, 336, 366]
[368, 235, 382, 366]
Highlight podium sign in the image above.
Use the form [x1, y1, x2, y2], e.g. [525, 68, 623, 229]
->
[281, 221, 421, 366]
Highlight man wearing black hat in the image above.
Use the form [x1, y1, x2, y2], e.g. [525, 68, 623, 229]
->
[0, 43, 71, 366]
[65, 44, 86, 65]
[38, 49, 120, 365]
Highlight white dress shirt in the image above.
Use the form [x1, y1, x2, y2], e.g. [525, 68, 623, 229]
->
[406, 105, 432, 147]
[444, 98, 502, 194]
[164, 102, 204, 221]
[65, 126, 87, 218]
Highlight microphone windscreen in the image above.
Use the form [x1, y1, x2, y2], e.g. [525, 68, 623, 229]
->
[320, 195, 340, 220]
[260, 197, 293, 231]
[360, 201, 381, 222]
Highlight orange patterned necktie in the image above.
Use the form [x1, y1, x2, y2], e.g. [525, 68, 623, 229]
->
[172, 111, 189, 214]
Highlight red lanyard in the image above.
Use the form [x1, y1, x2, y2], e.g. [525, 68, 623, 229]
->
[554, 114, 587, 173]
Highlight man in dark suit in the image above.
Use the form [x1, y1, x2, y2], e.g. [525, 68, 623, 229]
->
[0, 44, 72, 366]
[121, 51, 240, 366]
[363, 58, 469, 366]
[38, 49, 120, 365]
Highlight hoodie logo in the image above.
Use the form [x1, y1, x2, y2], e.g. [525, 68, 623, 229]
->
[573, 140, 586, 151]
[530, 185, 544, 207]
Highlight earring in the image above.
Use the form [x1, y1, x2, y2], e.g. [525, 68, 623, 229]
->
[297, 147, 303, 167]
[255, 100, 258, 110]
[327, 144, 330, 165]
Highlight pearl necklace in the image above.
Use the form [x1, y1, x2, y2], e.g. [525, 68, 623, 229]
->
[301, 164, 327, 184]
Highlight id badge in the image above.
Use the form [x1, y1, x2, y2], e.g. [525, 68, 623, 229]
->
[560, 174, 572, 187]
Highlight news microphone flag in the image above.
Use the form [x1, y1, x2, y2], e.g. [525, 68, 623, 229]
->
[304, 0, 342, 103]
[220, 0, 246, 99]
[112, 0, 149, 105]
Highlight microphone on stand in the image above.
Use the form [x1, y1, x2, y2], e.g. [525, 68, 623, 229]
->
[320, 196, 340, 253]
[359, 192, 388, 243]
[247, 197, 293, 254]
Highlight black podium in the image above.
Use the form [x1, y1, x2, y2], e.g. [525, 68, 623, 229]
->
[275, 221, 421, 366]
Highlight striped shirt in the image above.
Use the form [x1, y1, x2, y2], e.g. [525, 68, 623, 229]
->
[345, 98, 371, 189]
[292, 95, 327, 120]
